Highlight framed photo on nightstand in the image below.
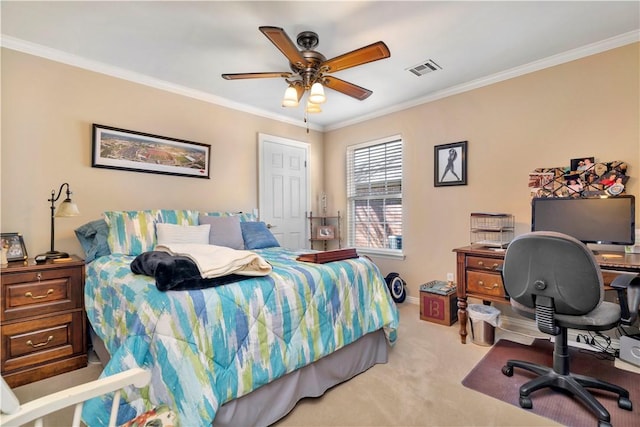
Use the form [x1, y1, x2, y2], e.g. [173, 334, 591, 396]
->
[1, 232, 28, 262]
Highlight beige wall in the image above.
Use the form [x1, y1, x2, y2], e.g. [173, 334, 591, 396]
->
[324, 43, 639, 299]
[1, 49, 324, 257]
[2, 44, 638, 303]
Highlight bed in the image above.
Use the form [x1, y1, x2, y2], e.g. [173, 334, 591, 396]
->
[77, 209, 399, 427]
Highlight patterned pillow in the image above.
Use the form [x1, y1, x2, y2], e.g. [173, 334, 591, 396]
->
[120, 405, 178, 427]
[104, 210, 160, 256]
[158, 209, 199, 225]
[201, 211, 257, 222]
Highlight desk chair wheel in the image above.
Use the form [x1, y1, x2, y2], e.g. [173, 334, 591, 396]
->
[618, 396, 632, 411]
[518, 395, 533, 409]
[501, 365, 513, 376]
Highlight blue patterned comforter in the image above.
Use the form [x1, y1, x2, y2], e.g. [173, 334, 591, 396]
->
[82, 247, 399, 426]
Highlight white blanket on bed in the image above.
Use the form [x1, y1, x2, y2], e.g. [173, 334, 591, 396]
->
[155, 243, 272, 278]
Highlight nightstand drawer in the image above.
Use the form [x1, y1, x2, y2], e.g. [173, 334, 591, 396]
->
[1, 312, 84, 373]
[1, 267, 83, 321]
[466, 256, 503, 271]
[467, 271, 505, 297]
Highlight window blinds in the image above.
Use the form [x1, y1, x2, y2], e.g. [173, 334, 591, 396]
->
[346, 137, 403, 250]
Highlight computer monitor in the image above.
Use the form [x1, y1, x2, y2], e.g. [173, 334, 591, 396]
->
[531, 196, 635, 246]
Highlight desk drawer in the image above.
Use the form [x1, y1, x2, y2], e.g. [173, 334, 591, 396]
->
[466, 256, 503, 272]
[467, 271, 505, 298]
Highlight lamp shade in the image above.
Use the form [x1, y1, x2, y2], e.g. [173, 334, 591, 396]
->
[282, 85, 299, 107]
[305, 100, 322, 113]
[55, 199, 80, 217]
[308, 82, 326, 104]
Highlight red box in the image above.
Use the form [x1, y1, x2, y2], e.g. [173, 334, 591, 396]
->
[420, 288, 458, 326]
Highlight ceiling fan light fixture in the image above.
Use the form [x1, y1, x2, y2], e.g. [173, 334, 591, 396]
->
[308, 82, 326, 104]
[305, 100, 322, 113]
[282, 85, 299, 107]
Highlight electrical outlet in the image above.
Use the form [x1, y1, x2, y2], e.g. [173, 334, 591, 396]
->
[446, 272, 454, 282]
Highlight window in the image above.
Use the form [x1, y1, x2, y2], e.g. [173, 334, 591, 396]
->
[346, 135, 403, 254]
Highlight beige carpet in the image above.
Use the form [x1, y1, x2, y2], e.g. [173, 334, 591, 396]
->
[12, 303, 559, 426]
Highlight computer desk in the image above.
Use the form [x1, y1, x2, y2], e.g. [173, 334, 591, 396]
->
[453, 246, 640, 344]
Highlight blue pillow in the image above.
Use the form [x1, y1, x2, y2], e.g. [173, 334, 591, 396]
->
[74, 219, 111, 262]
[240, 221, 280, 249]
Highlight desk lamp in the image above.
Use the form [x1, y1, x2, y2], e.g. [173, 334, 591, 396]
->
[43, 182, 80, 259]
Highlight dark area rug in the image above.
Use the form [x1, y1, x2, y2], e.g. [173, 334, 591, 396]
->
[462, 339, 639, 426]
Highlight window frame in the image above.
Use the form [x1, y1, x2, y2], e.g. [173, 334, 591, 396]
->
[346, 135, 404, 259]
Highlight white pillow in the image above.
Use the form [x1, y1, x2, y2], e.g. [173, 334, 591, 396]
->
[156, 223, 210, 245]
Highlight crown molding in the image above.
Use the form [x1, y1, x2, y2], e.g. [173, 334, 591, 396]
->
[326, 30, 640, 131]
[3, 30, 637, 133]
[0, 35, 323, 132]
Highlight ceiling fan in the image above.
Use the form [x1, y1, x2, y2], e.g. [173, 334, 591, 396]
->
[222, 26, 390, 110]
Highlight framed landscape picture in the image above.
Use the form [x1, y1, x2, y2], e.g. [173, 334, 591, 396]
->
[434, 141, 467, 187]
[92, 124, 211, 179]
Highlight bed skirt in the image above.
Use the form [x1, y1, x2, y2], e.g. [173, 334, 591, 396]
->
[89, 327, 389, 426]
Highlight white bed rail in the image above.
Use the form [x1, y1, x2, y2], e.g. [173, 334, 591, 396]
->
[1, 368, 151, 427]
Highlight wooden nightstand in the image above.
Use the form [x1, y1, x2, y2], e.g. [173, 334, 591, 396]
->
[1, 255, 87, 387]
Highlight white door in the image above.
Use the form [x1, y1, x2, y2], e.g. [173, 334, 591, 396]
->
[258, 133, 309, 249]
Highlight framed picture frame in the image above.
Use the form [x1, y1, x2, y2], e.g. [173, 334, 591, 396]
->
[316, 225, 335, 240]
[1, 232, 28, 262]
[434, 141, 467, 187]
[92, 124, 211, 179]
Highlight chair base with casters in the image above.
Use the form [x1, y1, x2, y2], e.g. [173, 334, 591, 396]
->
[501, 322, 632, 427]
[500, 231, 636, 427]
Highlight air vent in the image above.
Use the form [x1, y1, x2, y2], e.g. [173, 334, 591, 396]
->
[407, 59, 442, 76]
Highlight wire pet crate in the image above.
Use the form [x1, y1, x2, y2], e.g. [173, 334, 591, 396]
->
[470, 213, 514, 248]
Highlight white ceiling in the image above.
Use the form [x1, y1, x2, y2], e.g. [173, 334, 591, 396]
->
[2, 1, 639, 131]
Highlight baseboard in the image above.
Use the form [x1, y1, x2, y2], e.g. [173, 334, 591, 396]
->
[406, 295, 419, 305]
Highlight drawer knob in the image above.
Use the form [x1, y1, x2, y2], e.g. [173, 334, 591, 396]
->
[24, 289, 54, 300]
[477, 280, 498, 290]
[26, 335, 54, 348]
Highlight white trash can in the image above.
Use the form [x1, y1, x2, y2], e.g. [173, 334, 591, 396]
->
[468, 304, 500, 346]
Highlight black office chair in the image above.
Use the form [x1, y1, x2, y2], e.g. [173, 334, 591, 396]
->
[501, 231, 633, 427]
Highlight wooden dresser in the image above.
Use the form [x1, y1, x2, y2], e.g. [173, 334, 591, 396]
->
[1, 256, 87, 387]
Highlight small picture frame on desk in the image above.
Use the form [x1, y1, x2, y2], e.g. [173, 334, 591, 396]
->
[316, 225, 335, 240]
[1, 232, 28, 262]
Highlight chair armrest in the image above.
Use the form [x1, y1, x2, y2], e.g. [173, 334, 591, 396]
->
[610, 273, 640, 325]
[0, 368, 151, 427]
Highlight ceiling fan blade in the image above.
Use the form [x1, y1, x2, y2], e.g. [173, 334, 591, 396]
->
[222, 72, 293, 80]
[259, 26, 308, 69]
[323, 76, 373, 101]
[322, 41, 390, 73]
